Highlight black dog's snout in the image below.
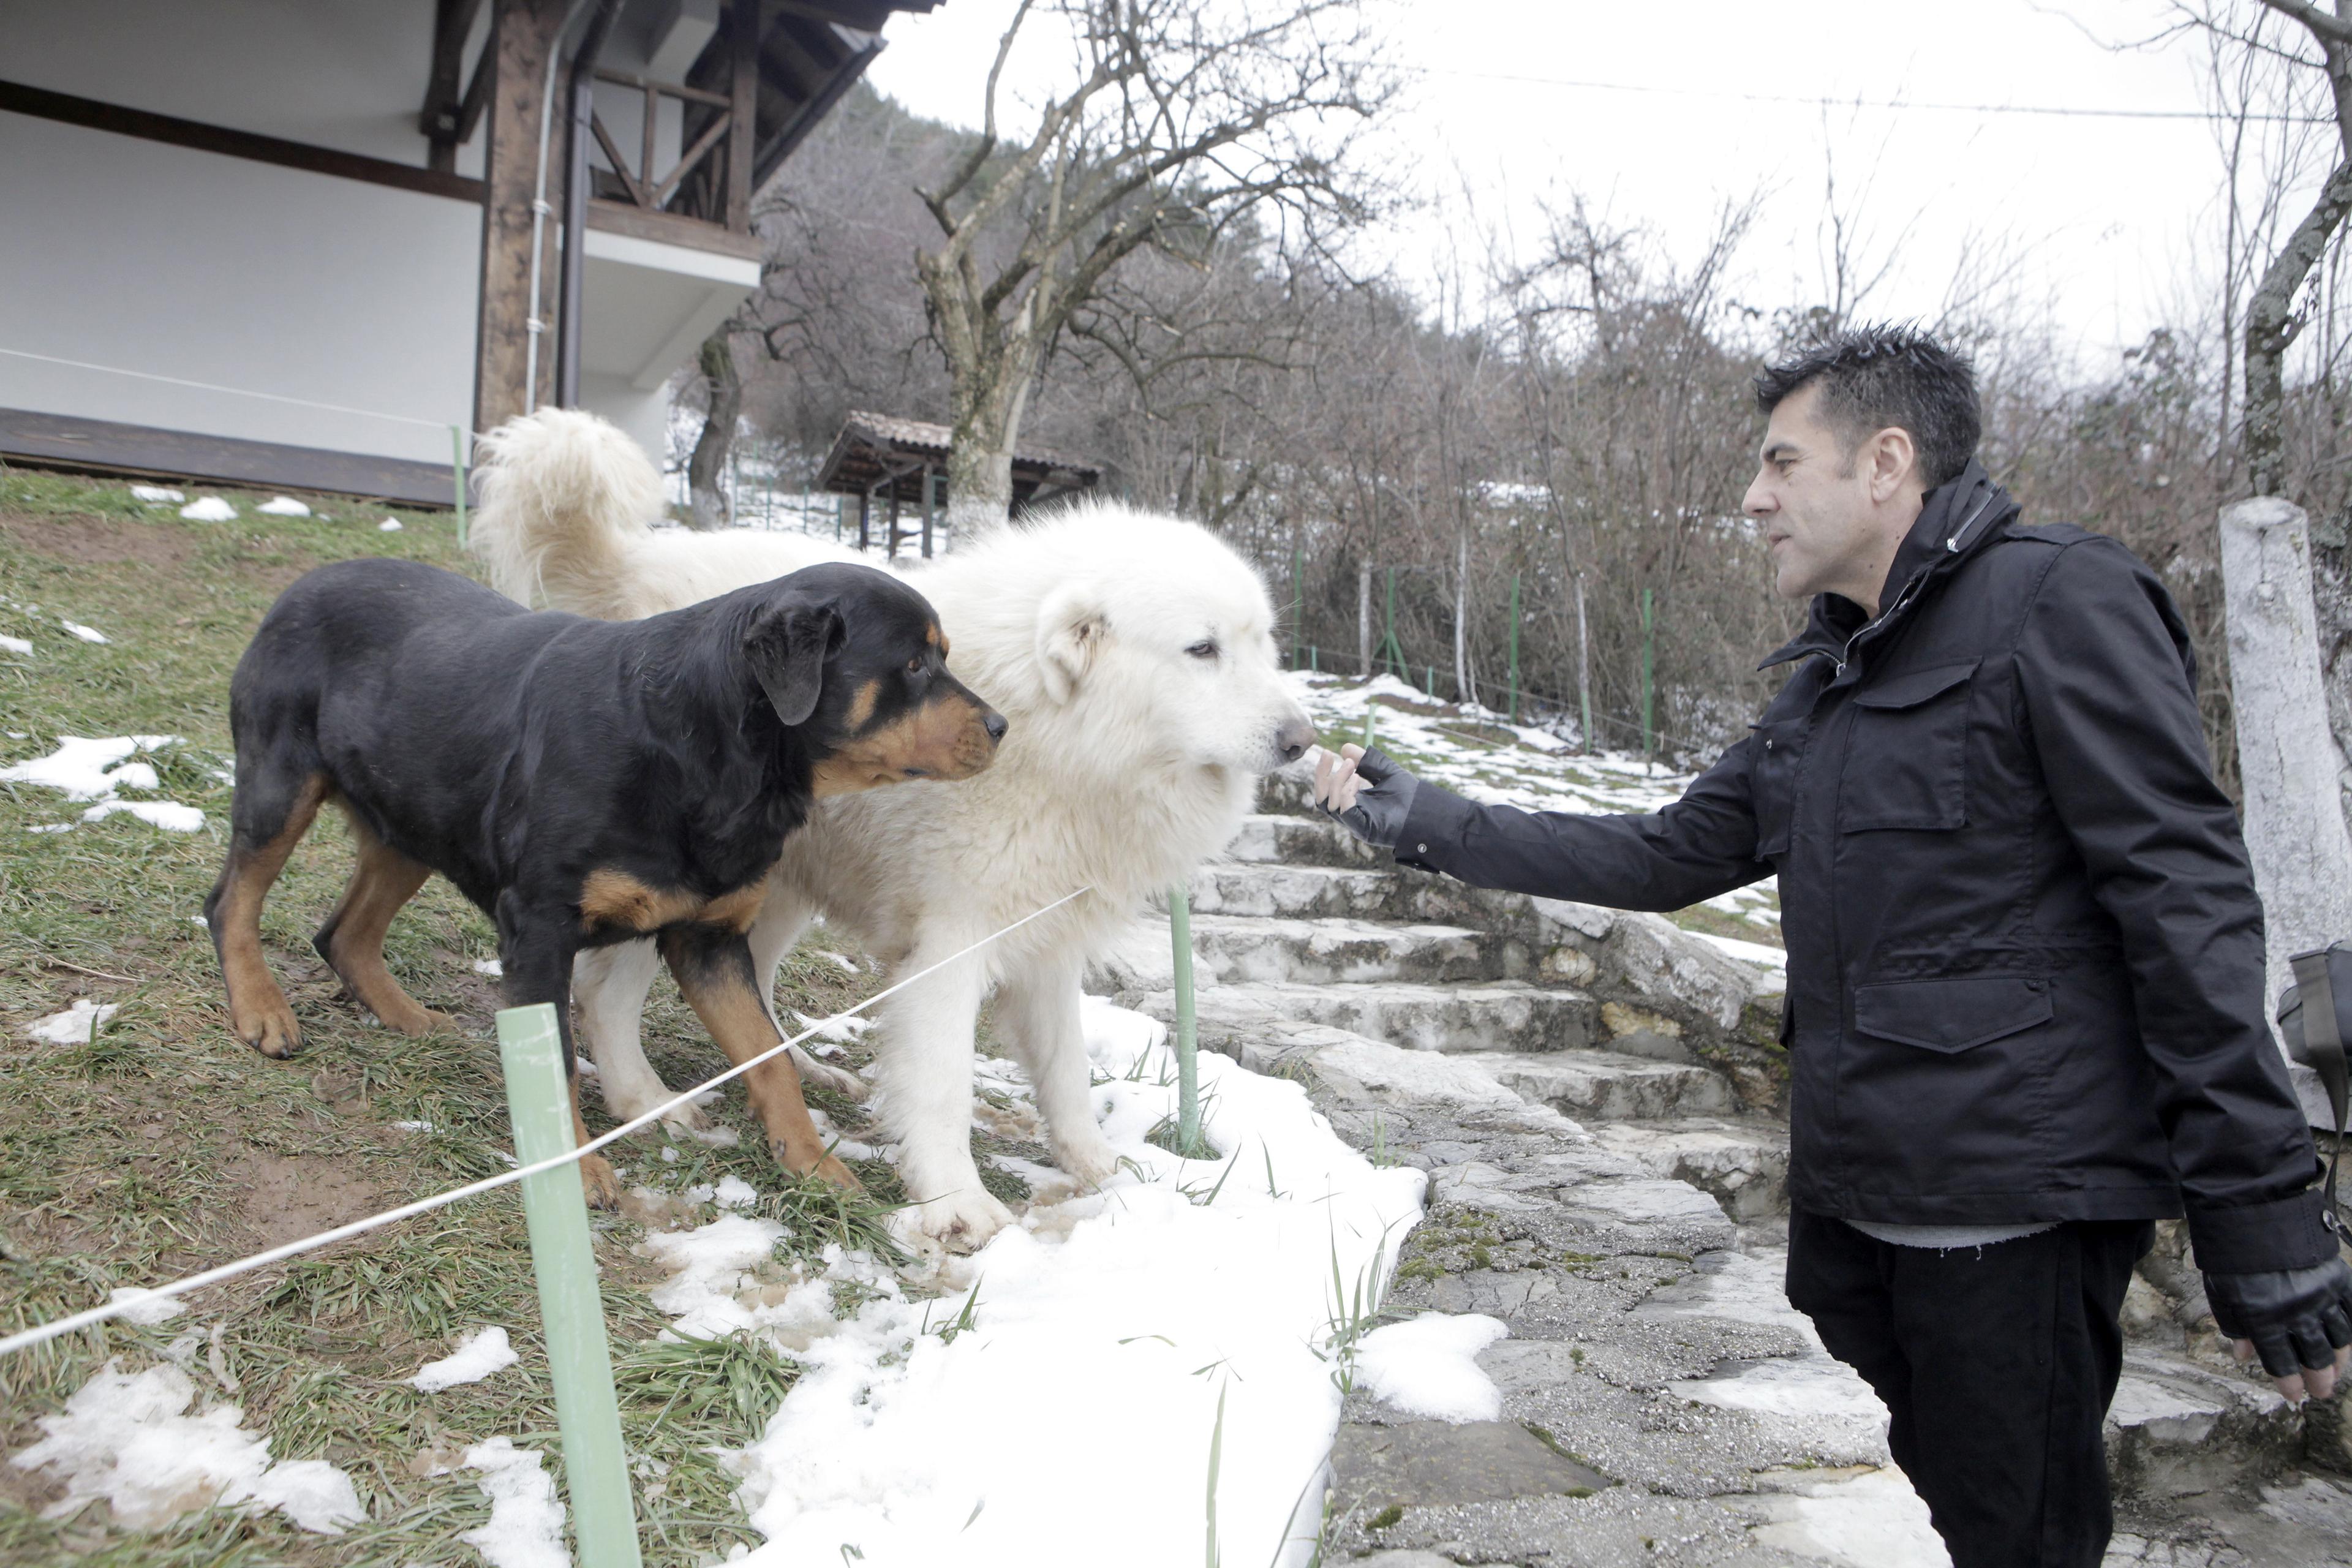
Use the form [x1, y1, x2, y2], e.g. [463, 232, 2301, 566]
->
[984, 710, 1009, 743]
[1276, 716, 1314, 762]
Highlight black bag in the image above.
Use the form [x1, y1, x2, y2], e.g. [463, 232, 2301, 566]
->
[2278, 941, 2352, 1226]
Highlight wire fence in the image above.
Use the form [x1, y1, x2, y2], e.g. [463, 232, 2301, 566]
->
[0, 886, 1094, 1360]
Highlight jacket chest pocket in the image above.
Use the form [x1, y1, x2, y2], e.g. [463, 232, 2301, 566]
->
[1750, 716, 1808, 859]
[1838, 660, 1977, 832]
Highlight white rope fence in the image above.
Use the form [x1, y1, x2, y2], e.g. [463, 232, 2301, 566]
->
[0, 886, 1093, 1360]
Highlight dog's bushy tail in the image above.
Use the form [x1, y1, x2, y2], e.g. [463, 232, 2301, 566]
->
[467, 408, 666, 616]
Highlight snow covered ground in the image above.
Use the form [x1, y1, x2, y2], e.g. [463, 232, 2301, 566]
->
[637, 999, 1428, 1568]
[0, 734, 208, 834]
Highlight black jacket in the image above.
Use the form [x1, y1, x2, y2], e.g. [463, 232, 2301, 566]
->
[1396, 462, 2332, 1273]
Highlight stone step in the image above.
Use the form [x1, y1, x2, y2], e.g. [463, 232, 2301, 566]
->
[1223, 811, 1385, 868]
[1133, 978, 1603, 1057]
[2106, 1346, 2302, 1504]
[1586, 1117, 1790, 1221]
[1452, 1049, 1735, 1122]
[1098, 914, 1506, 992]
[1188, 860, 1413, 921]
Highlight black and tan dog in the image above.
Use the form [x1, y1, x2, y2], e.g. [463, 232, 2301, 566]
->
[205, 556, 1003, 1204]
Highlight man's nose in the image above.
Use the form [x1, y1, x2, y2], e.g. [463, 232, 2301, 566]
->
[1743, 473, 1773, 518]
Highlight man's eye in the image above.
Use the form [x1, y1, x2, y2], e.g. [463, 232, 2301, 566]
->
[1186, 640, 1218, 660]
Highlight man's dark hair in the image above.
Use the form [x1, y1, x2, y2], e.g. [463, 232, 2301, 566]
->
[1754, 325, 1980, 491]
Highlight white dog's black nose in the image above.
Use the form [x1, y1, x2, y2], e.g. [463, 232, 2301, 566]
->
[1276, 716, 1314, 763]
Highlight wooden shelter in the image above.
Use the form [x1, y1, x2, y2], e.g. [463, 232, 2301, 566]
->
[815, 410, 1103, 557]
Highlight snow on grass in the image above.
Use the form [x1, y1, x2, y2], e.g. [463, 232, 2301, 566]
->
[472, 957, 504, 977]
[179, 496, 238, 521]
[105, 1287, 183, 1326]
[26, 999, 119, 1044]
[0, 634, 30, 654]
[256, 496, 312, 516]
[639, 998, 1423, 1568]
[8, 1362, 363, 1534]
[1691, 931, 1789, 970]
[2, 734, 206, 831]
[58, 618, 109, 644]
[379, 518, 404, 532]
[459, 1438, 568, 1568]
[407, 1325, 519, 1393]
[130, 484, 183, 503]
[1354, 1312, 1510, 1422]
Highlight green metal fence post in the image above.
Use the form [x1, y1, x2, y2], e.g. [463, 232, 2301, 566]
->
[1384, 567, 1400, 678]
[451, 425, 469, 548]
[1167, 887, 1212, 1158]
[497, 1004, 644, 1568]
[1640, 587, 1656, 762]
[1507, 573, 1521, 723]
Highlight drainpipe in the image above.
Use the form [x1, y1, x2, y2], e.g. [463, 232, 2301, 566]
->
[557, 0, 625, 409]
[523, 0, 595, 416]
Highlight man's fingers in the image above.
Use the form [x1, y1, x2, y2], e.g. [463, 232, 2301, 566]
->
[2251, 1326, 2301, 1379]
[1329, 756, 1362, 812]
[1313, 747, 1338, 806]
[2276, 1370, 2311, 1403]
[1340, 742, 1365, 763]
[2307, 1363, 2340, 1401]
[2232, 1337, 2255, 1365]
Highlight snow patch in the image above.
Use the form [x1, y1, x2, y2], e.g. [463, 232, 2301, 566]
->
[83, 798, 205, 832]
[1354, 1312, 1510, 1423]
[409, 1326, 519, 1392]
[105, 1287, 183, 1325]
[179, 497, 237, 521]
[8, 1362, 363, 1534]
[130, 485, 183, 503]
[26, 1000, 119, 1044]
[643, 997, 1424, 1568]
[473, 957, 505, 977]
[460, 1438, 568, 1568]
[0, 634, 30, 654]
[2, 734, 178, 800]
[257, 496, 312, 516]
[379, 518, 404, 532]
[59, 619, 109, 644]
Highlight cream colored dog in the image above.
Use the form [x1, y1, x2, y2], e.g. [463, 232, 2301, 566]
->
[470, 410, 1313, 1251]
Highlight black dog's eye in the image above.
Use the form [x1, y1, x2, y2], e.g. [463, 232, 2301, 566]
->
[1185, 640, 1218, 660]
[907, 656, 925, 675]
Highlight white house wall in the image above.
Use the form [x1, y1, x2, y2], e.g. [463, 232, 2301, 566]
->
[0, 113, 479, 467]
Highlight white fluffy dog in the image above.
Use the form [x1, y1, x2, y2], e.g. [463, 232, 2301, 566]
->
[470, 410, 1313, 1251]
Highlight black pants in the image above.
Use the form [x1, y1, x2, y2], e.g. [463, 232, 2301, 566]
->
[1784, 1210, 2155, 1568]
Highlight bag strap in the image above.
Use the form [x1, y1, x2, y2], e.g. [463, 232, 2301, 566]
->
[2290, 943, 2350, 1227]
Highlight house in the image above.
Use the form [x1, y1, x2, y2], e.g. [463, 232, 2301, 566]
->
[0, 0, 936, 505]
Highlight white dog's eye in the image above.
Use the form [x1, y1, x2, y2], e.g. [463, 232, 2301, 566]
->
[1185, 639, 1218, 660]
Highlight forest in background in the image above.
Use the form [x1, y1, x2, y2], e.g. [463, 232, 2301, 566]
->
[682, 19, 2352, 796]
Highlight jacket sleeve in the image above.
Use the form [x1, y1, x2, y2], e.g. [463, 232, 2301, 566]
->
[1391, 737, 1771, 913]
[2016, 537, 2331, 1274]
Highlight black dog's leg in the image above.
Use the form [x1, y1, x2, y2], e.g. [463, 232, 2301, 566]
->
[312, 812, 448, 1035]
[660, 923, 861, 1191]
[206, 766, 331, 1058]
[496, 892, 620, 1209]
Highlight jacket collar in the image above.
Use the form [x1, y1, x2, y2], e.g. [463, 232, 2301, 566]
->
[1757, 459, 2018, 671]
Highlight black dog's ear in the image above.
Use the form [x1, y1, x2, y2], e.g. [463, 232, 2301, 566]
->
[744, 595, 845, 727]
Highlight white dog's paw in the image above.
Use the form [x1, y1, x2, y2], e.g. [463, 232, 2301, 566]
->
[1052, 1130, 1123, 1189]
[790, 1046, 868, 1101]
[889, 1185, 1016, 1256]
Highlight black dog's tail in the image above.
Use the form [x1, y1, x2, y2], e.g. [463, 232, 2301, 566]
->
[469, 408, 665, 617]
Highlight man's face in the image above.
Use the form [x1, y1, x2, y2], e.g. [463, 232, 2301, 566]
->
[1742, 382, 1880, 603]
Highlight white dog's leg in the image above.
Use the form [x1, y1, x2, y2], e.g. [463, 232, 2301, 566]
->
[573, 940, 714, 1136]
[993, 951, 1120, 1187]
[872, 938, 1011, 1253]
[745, 891, 865, 1100]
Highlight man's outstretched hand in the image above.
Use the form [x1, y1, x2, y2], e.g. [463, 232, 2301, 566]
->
[2207, 1255, 2352, 1403]
[1311, 743, 1419, 850]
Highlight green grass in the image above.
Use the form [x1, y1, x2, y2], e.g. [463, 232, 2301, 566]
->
[0, 467, 940, 1563]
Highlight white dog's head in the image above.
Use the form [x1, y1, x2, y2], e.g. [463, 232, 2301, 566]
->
[950, 505, 1313, 777]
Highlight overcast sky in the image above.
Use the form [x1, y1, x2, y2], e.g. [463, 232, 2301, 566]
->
[867, 2, 2306, 367]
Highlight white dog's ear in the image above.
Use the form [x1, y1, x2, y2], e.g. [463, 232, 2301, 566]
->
[1035, 582, 1109, 704]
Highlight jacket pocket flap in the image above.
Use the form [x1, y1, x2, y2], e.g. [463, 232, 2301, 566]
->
[1852, 660, 1979, 710]
[1853, 974, 2051, 1054]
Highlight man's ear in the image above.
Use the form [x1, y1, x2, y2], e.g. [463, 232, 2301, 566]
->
[1035, 582, 1108, 704]
[744, 595, 845, 727]
[1869, 426, 1918, 501]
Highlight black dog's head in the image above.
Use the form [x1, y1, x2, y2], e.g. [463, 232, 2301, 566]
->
[741, 562, 1006, 796]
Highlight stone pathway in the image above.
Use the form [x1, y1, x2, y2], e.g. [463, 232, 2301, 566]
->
[1100, 782, 2352, 1567]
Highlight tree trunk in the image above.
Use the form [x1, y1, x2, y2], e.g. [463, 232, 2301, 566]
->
[1357, 559, 1373, 679]
[2244, 160, 2352, 496]
[2220, 497, 2352, 1128]
[1453, 525, 1472, 707]
[1575, 573, 1593, 753]
[686, 327, 742, 531]
[944, 369, 1023, 535]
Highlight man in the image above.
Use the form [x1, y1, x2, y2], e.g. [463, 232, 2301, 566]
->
[1311, 326, 2352, 1568]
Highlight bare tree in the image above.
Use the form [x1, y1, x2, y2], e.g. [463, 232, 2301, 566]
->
[684, 325, 743, 529]
[912, 0, 1389, 528]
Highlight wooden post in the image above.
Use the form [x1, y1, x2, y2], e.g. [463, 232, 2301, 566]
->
[724, 0, 758, 232]
[2220, 497, 2352, 1126]
[473, 0, 571, 434]
[922, 466, 938, 557]
[886, 481, 902, 562]
[857, 488, 870, 551]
